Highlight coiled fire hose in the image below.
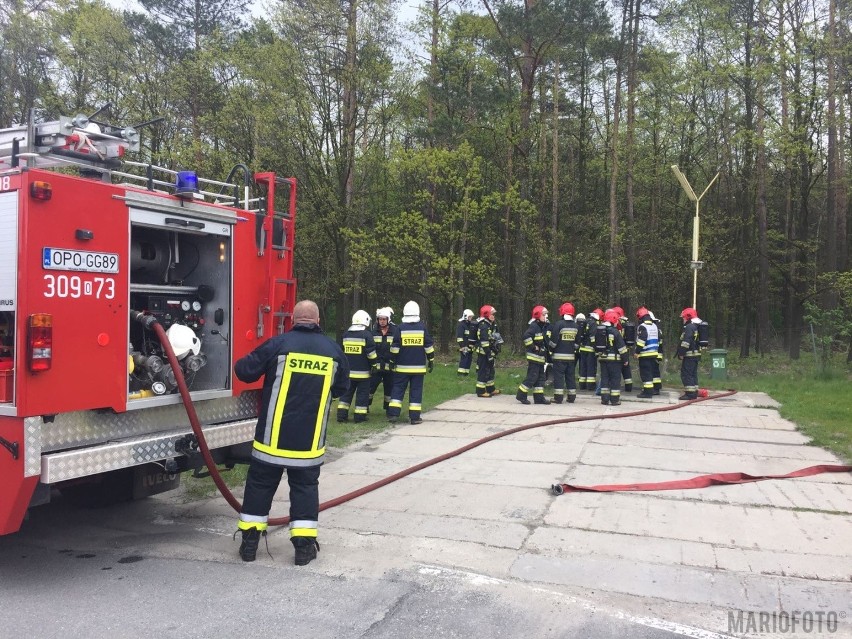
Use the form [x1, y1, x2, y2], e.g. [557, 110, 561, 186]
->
[135, 311, 851, 527]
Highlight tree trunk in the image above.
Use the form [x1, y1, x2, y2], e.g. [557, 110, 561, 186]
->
[608, 1, 628, 302]
[623, 0, 640, 310]
[551, 59, 560, 295]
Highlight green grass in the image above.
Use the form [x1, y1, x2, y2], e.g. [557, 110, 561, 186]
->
[665, 351, 852, 463]
[182, 350, 851, 499]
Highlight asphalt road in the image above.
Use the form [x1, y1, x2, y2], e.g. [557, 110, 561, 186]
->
[1, 496, 696, 639]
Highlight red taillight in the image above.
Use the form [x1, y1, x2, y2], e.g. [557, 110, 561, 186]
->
[27, 313, 52, 372]
[30, 180, 52, 200]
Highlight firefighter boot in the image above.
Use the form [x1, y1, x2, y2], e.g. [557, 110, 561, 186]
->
[336, 408, 348, 423]
[678, 392, 698, 401]
[293, 539, 320, 566]
[552, 392, 564, 404]
[516, 390, 531, 405]
[637, 389, 654, 398]
[578, 381, 586, 391]
[238, 527, 265, 562]
[566, 392, 576, 403]
[534, 394, 551, 405]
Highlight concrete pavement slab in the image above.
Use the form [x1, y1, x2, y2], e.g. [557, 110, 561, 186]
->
[599, 419, 812, 444]
[544, 492, 851, 555]
[561, 466, 852, 510]
[510, 553, 852, 616]
[579, 441, 845, 475]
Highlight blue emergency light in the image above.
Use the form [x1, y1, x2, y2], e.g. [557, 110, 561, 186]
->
[175, 170, 199, 198]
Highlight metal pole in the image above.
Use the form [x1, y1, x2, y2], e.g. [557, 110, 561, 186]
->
[693, 198, 699, 308]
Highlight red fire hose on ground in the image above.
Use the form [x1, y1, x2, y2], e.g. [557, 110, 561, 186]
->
[139, 313, 851, 527]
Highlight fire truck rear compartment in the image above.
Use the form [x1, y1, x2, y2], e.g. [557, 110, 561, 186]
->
[127, 206, 233, 400]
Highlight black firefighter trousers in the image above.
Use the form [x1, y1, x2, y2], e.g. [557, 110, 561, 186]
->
[241, 460, 320, 547]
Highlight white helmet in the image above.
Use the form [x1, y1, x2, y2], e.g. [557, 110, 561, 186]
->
[376, 307, 393, 320]
[351, 310, 371, 327]
[166, 323, 201, 360]
[403, 301, 420, 317]
[575, 313, 586, 321]
[459, 308, 474, 321]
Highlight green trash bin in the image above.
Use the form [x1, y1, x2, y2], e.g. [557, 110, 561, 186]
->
[709, 349, 727, 380]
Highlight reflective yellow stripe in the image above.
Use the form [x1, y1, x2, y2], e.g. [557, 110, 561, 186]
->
[254, 440, 326, 459]
[289, 528, 318, 538]
[396, 365, 427, 373]
[266, 353, 332, 458]
[238, 520, 268, 531]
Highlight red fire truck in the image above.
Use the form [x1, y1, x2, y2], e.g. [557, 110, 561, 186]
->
[0, 111, 297, 535]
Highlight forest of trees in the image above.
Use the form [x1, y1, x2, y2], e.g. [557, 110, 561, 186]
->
[1, 0, 850, 358]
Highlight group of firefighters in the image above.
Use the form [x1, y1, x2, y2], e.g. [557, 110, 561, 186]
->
[337, 300, 436, 426]
[335, 300, 708, 425]
[456, 304, 708, 405]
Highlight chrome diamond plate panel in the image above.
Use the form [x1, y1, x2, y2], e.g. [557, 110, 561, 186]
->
[27, 392, 259, 453]
[41, 419, 256, 482]
[25, 419, 41, 478]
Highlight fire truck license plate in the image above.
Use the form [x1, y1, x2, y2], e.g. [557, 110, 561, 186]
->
[43, 248, 119, 273]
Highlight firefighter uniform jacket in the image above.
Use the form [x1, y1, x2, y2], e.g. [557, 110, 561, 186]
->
[523, 320, 549, 364]
[234, 323, 349, 467]
[477, 319, 498, 358]
[677, 320, 702, 358]
[578, 317, 597, 354]
[372, 322, 396, 371]
[342, 327, 378, 379]
[635, 319, 661, 357]
[598, 325, 629, 363]
[456, 319, 476, 351]
[548, 318, 580, 361]
[390, 320, 435, 374]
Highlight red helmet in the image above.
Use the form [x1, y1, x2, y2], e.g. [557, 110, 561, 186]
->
[559, 302, 575, 317]
[613, 306, 626, 320]
[603, 309, 621, 325]
[591, 308, 604, 320]
[636, 307, 650, 320]
[531, 305, 548, 321]
[680, 307, 698, 321]
[480, 305, 496, 321]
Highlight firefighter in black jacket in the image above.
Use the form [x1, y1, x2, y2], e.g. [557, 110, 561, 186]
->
[547, 302, 580, 403]
[456, 308, 476, 376]
[387, 301, 435, 424]
[634, 307, 661, 398]
[597, 309, 629, 405]
[337, 310, 378, 422]
[612, 306, 634, 392]
[234, 300, 349, 565]
[578, 308, 603, 390]
[517, 305, 551, 405]
[475, 305, 501, 397]
[369, 306, 395, 411]
[677, 307, 702, 400]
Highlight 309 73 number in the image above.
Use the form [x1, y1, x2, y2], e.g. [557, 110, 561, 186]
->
[44, 274, 115, 299]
